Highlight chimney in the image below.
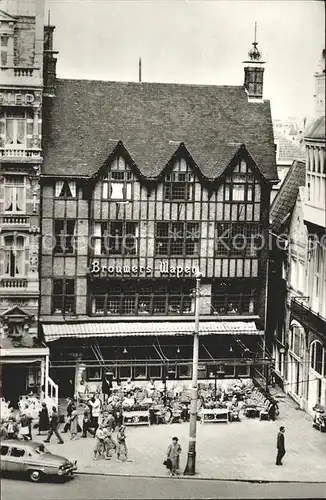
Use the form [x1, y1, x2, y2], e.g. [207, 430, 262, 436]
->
[243, 23, 266, 101]
[43, 13, 59, 97]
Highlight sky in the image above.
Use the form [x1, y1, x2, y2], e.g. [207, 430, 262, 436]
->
[44, 0, 325, 123]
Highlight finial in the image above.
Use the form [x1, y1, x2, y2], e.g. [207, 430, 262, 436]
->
[248, 22, 262, 61]
[48, 10, 51, 26]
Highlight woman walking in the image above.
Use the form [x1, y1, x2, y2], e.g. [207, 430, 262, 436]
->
[38, 403, 50, 435]
[167, 437, 182, 477]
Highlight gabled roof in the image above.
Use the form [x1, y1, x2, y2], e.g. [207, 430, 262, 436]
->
[0, 9, 17, 21]
[42, 79, 278, 182]
[270, 160, 306, 233]
[274, 133, 305, 163]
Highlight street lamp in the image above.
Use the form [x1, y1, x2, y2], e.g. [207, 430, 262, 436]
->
[184, 272, 201, 476]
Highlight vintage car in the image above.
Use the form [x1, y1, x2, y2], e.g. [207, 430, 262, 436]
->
[0, 440, 77, 482]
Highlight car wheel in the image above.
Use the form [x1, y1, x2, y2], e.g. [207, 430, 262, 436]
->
[29, 470, 42, 482]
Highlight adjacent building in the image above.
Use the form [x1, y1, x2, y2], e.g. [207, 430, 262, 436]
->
[40, 36, 278, 397]
[0, 0, 57, 406]
[269, 50, 325, 413]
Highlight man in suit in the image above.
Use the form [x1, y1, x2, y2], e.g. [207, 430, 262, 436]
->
[276, 426, 286, 465]
[44, 407, 64, 444]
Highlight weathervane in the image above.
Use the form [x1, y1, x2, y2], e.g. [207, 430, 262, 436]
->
[248, 22, 262, 61]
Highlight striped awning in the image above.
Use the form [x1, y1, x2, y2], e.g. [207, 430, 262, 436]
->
[43, 321, 263, 342]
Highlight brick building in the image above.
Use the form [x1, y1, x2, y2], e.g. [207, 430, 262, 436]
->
[0, 0, 57, 406]
[40, 36, 278, 397]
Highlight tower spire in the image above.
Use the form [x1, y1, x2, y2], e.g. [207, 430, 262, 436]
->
[242, 23, 266, 100]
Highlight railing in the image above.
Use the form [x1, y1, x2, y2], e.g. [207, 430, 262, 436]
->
[0, 148, 41, 158]
[0, 66, 39, 77]
[1, 216, 29, 225]
[0, 278, 28, 288]
[291, 297, 326, 336]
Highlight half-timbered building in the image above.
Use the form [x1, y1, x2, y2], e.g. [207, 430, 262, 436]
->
[40, 39, 278, 396]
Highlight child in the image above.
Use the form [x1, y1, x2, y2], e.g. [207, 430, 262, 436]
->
[116, 425, 129, 461]
[93, 424, 106, 460]
[167, 436, 182, 477]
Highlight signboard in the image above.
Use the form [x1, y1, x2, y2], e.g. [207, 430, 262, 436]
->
[0, 90, 41, 106]
[89, 260, 199, 278]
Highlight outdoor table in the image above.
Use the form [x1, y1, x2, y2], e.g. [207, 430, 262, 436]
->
[123, 409, 150, 426]
[200, 408, 229, 424]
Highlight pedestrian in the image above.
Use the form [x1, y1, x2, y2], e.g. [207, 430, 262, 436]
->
[38, 402, 49, 435]
[89, 395, 101, 434]
[93, 424, 106, 460]
[106, 410, 116, 432]
[276, 426, 286, 466]
[69, 406, 79, 440]
[63, 397, 74, 433]
[44, 406, 64, 444]
[103, 426, 117, 459]
[116, 425, 130, 461]
[82, 406, 94, 438]
[167, 437, 182, 477]
[268, 400, 277, 421]
[102, 371, 113, 404]
[5, 416, 18, 439]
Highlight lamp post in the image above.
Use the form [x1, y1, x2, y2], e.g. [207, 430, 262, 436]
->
[184, 273, 201, 476]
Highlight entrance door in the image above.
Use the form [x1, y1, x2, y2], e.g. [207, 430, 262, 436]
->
[50, 367, 75, 398]
[0, 364, 28, 407]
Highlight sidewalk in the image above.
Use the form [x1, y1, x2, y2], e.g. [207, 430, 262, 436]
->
[34, 393, 326, 483]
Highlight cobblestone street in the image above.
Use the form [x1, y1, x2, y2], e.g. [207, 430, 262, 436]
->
[33, 392, 326, 483]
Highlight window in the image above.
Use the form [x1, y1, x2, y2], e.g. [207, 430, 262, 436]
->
[164, 170, 194, 201]
[310, 341, 324, 375]
[179, 364, 192, 378]
[211, 283, 256, 315]
[148, 365, 162, 379]
[215, 222, 261, 257]
[4, 176, 25, 213]
[91, 280, 193, 316]
[55, 180, 76, 198]
[3, 109, 31, 148]
[52, 279, 75, 314]
[102, 159, 133, 201]
[10, 447, 25, 458]
[156, 222, 200, 256]
[1, 35, 9, 66]
[87, 367, 102, 381]
[94, 221, 138, 256]
[3, 235, 26, 277]
[134, 365, 147, 379]
[54, 220, 76, 254]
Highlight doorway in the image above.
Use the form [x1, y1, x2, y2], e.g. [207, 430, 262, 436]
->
[0, 364, 29, 408]
[50, 367, 76, 398]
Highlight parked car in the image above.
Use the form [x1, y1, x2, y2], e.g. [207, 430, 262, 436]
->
[0, 440, 77, 482]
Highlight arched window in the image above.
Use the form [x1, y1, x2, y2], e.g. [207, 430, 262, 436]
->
[310, 340, 324, 375]
[3, 235, 26, 277]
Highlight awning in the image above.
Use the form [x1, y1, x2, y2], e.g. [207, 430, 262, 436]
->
[43, 321, 263, 342]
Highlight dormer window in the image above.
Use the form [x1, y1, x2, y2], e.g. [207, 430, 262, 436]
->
[102, 157, 133, 201]
[164, 159, 194, 201]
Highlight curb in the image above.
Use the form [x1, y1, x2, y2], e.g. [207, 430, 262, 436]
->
[75, 471, 326, 484]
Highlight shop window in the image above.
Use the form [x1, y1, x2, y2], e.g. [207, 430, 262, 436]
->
[55, 180, 76, 198]
[3, 235, 26, 277]
[54, 220, 76, 254]
[155, 222, 200, 256]
[179, 364, 192, 379]
[310, 340, 324, 375]
[52, 279, 75, 314]
[236, 364, 250, 377]
[91, 280, 193, 316]
[134, 365, 147, 379]
[10, 447, 25, 458]
[224, 365, 235, 377]
[4, 176, 25, 213]
[148, 365, 162, 379]
[119, 366, 132, 380]
[87, 367, 103, 381]
[211, 284, 256, 315]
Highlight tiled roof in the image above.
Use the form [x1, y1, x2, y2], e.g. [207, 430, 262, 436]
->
[304, 116, 325, 140]
[274, 133, 305, 163]
[43, 321, 262, 342]
[270, 160, 306, 233]
[42, 79, 277, 181]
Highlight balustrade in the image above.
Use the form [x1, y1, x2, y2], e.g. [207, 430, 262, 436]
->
[1, 215, 29, 225]
[0, 278, 28, 288]
[0, 148, 41, 158]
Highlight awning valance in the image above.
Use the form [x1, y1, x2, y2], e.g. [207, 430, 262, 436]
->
[43, 321, 263, 342]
